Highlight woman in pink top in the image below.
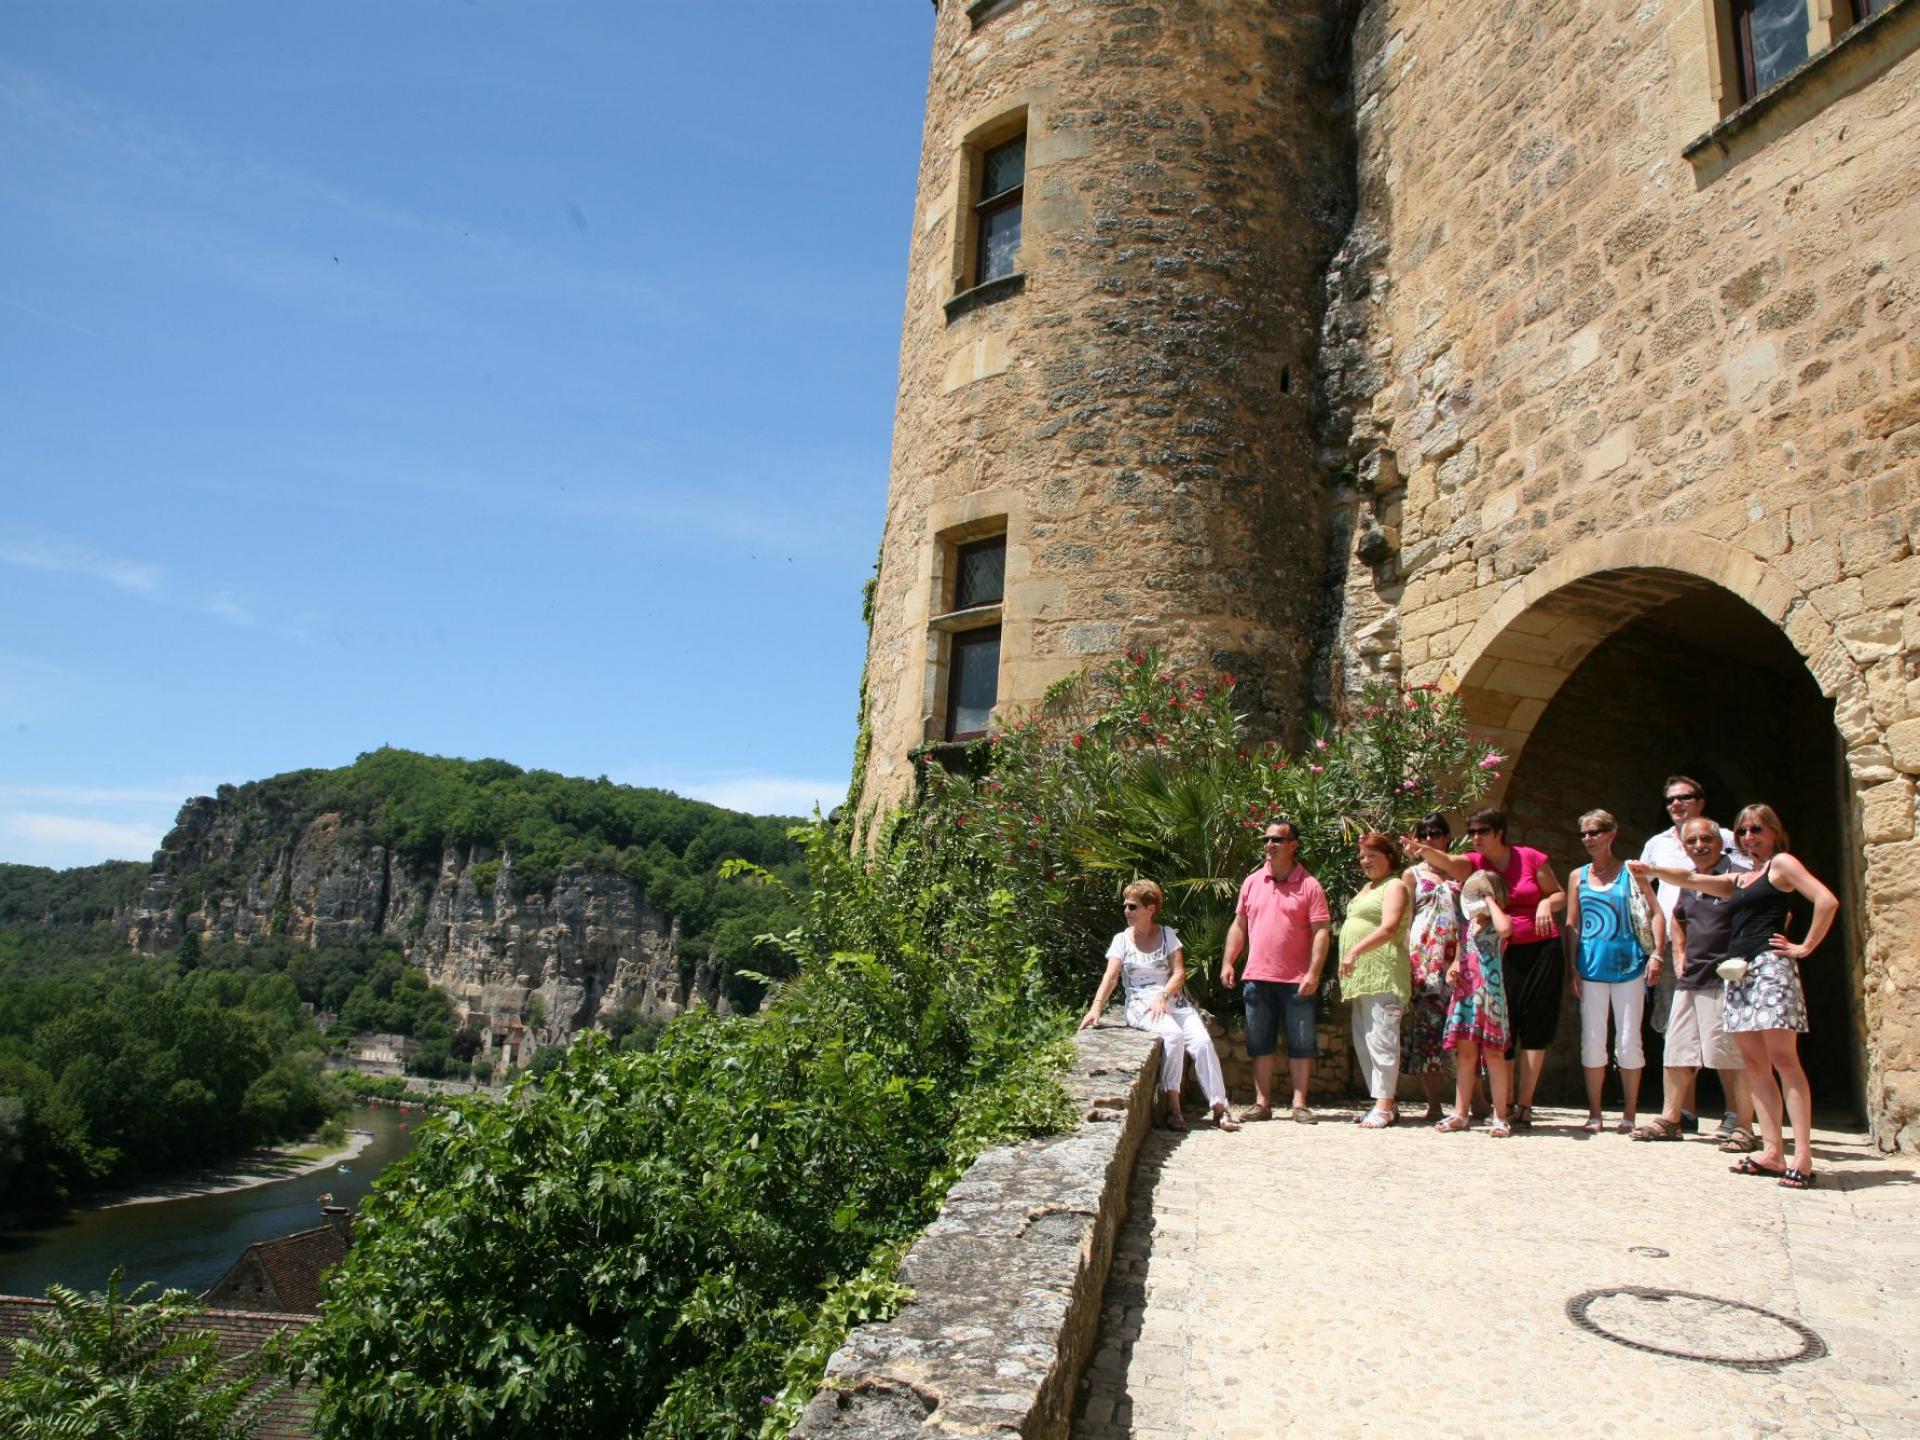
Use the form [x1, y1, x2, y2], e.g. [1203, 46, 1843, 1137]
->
[1404, 806, 1564, 1131]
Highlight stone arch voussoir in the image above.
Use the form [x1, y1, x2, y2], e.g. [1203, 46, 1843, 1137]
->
[1433, 531, 1879, 791]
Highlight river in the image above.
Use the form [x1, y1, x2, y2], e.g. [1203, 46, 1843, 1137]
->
[0, 1103, 420, 1300]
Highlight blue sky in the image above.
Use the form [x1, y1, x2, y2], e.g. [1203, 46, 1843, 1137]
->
[1, 2, 933, 867]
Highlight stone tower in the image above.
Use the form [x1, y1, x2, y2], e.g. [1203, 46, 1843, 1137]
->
[854, 0, 1353, 819]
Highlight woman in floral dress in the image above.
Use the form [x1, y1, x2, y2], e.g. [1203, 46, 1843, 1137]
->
[1399, 813, 1461, 1121]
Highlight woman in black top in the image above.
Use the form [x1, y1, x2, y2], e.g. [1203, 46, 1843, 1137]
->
[1632, 803, 1838, 1189]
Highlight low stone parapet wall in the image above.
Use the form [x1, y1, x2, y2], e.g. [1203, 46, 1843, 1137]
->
[791, 1022, 1158, 1440]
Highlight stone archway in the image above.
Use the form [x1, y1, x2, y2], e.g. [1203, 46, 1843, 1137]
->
[1422, 533, 1916, 1147]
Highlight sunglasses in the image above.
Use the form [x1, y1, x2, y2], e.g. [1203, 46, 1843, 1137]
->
[1665, 792, 1703, 805]
[1465, 826, 1494, 836]
[1735, 825, 1768, 837]
[1415, 830, 1446, 841]
[1263, 835, 1296, 846]
[1122, 901, 1144, 911]
[1578, 828, 1613, 839]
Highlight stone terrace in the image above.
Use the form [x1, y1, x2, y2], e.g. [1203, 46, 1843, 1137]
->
[1074, 1108, 1920, 1439]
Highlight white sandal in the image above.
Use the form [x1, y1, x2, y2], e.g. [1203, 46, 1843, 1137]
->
[1358, 1108, 1396, 1129]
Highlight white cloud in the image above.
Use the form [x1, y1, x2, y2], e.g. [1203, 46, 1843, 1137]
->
[672, 774, 845, 818]
[0, 812, 165, 868]
[0, 532, 259, 628]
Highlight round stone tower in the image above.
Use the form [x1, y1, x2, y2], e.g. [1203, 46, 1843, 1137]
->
[855, 0, 1352, 818]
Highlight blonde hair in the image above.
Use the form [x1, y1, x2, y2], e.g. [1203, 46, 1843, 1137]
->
[1578, 808, 1616, 833]
[1733, 803, 1790, 852]
[1122, 879, 1164, 911]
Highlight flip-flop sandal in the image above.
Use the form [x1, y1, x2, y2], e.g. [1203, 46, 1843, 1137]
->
[1731, 1156, 1787, 1178]
[1778, 1168, 1817, 1190]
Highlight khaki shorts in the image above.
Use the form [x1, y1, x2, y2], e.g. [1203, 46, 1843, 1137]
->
[1666, 986, 1744, 1071]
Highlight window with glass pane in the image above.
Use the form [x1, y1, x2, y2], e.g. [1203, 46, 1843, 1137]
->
[974, 135, 1025, 286]
[1736, 0, 1809, 98]
[1849, 0, 1893, 19]
[953, 536, 1006, 610]
[947, 627, 1001, 740]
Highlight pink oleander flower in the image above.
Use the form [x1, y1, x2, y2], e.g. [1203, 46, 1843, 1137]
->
[1479, 751, 1506, 770]
[1309, 763, 1325, 774]
[1314, 737, 1328, 750]
[1072, 733, 1085, 748]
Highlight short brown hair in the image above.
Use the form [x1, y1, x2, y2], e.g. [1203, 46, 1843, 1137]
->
[1665, 775, 1705, 796]
[1358, 831, 1400, 869]
[1466, 806, 1507, 840]
[1122, 879, 1164, 911]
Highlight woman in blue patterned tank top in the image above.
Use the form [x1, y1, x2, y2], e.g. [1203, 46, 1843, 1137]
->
[1565, 809, 1665, 1134]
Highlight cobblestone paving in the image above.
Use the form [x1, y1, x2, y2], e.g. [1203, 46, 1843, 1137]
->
[1072, 1107, 1920, 1439]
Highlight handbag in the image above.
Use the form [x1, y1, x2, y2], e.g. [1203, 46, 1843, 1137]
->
[1626, 868, 1657, 957]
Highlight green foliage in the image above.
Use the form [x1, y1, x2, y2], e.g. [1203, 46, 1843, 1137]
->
[0, 862, 147, 930]
[293, 656, 1496, 1438]
[0, 939, 348, 1212]
[0, 1271, 287, 1439]
[912, 651, 1498, 1008]
[298, 818, 1075, 1438]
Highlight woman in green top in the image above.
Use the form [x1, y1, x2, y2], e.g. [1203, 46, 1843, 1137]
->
[1339, 831, 1412, 1128]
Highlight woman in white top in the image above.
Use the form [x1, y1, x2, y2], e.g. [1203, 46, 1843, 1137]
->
[1080, 879, 1239, 1131]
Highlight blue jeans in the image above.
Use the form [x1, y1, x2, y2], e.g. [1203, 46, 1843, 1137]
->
[1243, 979, 1318, 1059]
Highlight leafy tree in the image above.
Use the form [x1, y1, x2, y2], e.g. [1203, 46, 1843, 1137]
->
[0, 1272, 287, 1440]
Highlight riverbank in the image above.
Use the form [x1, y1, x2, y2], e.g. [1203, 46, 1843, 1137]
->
[75, 1128, 379, 1213]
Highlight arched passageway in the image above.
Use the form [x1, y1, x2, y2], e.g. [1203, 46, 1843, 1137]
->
[1447, 566, 1862, 1119]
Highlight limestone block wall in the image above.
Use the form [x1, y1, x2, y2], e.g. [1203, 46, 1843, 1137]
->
[1330, 1, 1920, 1145]
[858, 0, 1353, 819]
[792, 1023, 1158, 1440]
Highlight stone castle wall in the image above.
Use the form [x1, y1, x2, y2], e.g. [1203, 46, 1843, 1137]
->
[1329, 0, 1919, 1144]
[858, 0, 1354, 817]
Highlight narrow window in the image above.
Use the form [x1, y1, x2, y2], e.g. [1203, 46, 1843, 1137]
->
[953, 535, 1006, 610]
[1847, 0, 1894, 21]
[1734, 0, 1810, 98]
[946, 627, 1002, 741]
[974, 135, 1025, 286]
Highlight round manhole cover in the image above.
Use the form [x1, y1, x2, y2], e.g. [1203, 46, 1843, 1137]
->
[1567, 1288, 1827, 1371]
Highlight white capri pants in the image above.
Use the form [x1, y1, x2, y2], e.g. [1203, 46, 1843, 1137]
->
[1579, 979, 1647, 1069]
[1350, 994, 1404, 1102]
[1132, 1002, 1229, 1108]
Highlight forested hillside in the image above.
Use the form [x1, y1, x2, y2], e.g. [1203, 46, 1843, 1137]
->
[0, 751, 809, 1213]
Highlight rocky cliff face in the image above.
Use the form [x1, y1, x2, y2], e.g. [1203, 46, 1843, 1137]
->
[128, 796, 724, 1037]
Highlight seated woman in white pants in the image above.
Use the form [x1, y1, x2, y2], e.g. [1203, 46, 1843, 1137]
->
[1080, 880, 1239, 1131]
[1565, 809, 1665, 1133]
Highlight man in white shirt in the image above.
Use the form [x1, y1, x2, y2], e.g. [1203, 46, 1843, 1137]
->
[1638, 775, 1748, 1136]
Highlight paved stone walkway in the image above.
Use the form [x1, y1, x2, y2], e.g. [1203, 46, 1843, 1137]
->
[1072, 1106, 1920, 1439]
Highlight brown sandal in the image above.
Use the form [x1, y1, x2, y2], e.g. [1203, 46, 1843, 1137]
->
[1630, 1117, 1683, 1142]
[1719, 1128, 1759, 1153]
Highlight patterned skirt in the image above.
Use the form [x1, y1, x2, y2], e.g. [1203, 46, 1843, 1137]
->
[1722, 951, 1809, 1034]
[1442, 927, 1512, 1054]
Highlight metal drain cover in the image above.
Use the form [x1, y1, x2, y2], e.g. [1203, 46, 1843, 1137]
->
[1567, 1287, 1828, 1371]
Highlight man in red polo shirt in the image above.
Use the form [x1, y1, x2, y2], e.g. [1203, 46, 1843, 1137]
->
[1221, 819, 1333, 1122]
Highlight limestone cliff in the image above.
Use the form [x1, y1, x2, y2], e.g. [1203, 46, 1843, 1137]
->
[128, 796, 725, 1038]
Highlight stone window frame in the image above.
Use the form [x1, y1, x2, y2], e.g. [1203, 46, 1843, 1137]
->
[926, 518, 1008, 742]
[943, 109, 1028, 323]
[964, 0, 1021, 27]
[1689, 0, 1917, 175]
[1703, 0, 1904, 112]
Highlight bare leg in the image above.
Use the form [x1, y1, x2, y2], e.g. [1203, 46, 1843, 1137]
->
[1288, 1057, 1313, 1111]
[1765, 1031, 1814, 1174]
[1516, 1048, 1549, 1111]
[1251, 1054, 1276, 1111]
[1451, 1041, 1479, 1121]
[1161, 1088, 1187, 1130]
[1620, 1066, 1643, 1125]
[1721, 1067, 1754, 1131]
[1583, 1065, 1606, 1124]
[1486, 1053, 1513, 1120]
[1421, 1070, 1448, 1120]
[1680, 1069, 1699, 1121]
[1661, 1066, 1695, 1125]
[1736, 1032, 1784, 1169]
